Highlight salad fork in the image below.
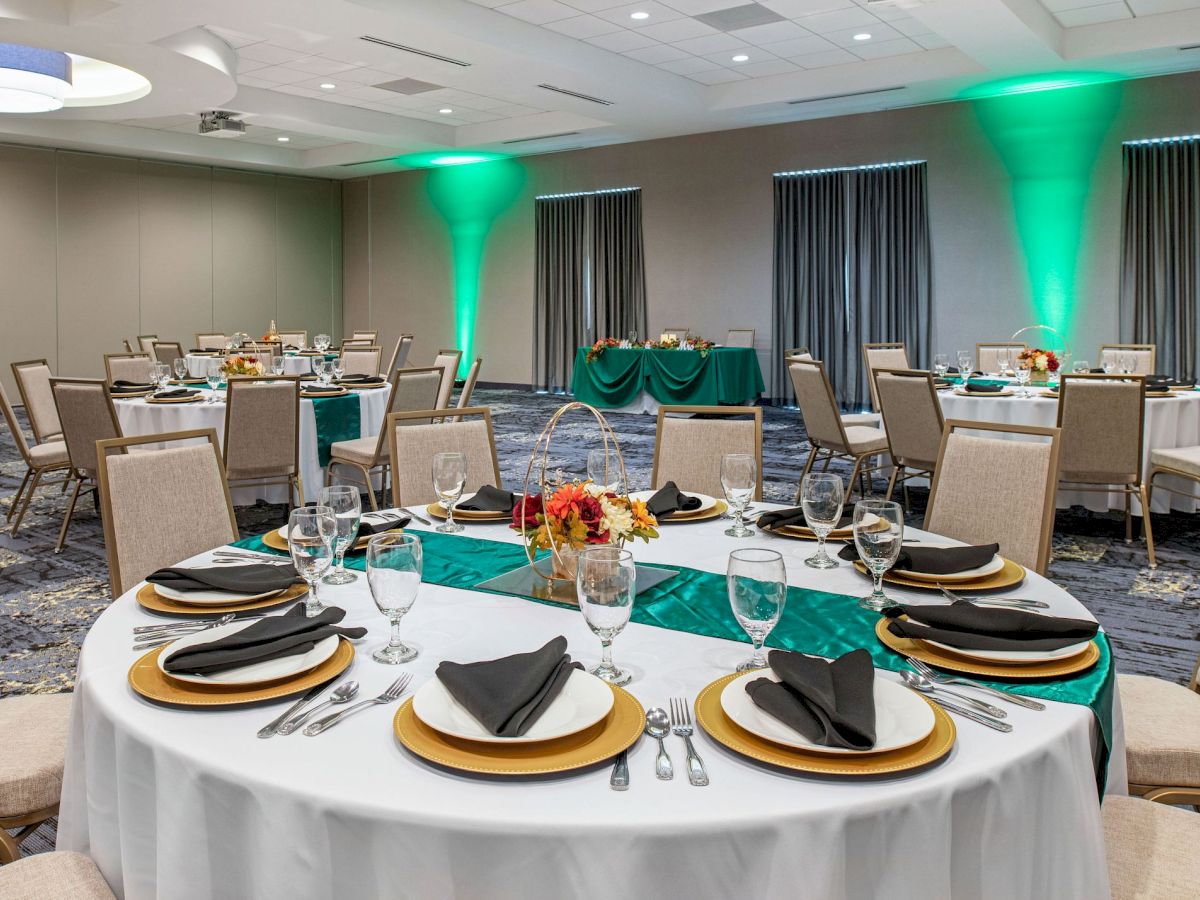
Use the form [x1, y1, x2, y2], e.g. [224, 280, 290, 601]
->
[669, 697, 709, 786]
[908, 658, 1045, 711]
[303, 674, 412, 735]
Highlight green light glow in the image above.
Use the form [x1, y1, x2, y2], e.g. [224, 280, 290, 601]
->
[398, 151, 506, 169]
[961, 71, 1122, 100]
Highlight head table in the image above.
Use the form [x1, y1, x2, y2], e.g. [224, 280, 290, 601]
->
[57, 504, 1122, 900]
[571, 346, 765, 414]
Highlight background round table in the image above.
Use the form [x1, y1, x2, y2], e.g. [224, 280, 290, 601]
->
[57, 509, 1121, 900]
[184, 354, 331, 378]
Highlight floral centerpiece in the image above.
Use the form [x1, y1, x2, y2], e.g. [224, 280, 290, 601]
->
[585, 334, 716, 362]
[1017, 348, 1060, 383]
[221, 354, 264, 378]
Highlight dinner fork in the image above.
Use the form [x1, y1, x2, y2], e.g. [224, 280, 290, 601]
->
[908, 658, 1045, 711]
[938, 585, 1049, 610]
[669, 697, 709, 786]
[302, 674, 412, 735]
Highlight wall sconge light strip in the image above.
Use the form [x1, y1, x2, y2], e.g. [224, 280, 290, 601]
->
[535, 186, 640, 199]
[773, 160, 925, 177]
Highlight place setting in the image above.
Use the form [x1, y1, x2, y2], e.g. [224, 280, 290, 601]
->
[134, 557, 310, 618]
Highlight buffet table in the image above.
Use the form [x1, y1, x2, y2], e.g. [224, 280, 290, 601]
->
[571, 347, 765, 413]
[57, 507, 1121, 899]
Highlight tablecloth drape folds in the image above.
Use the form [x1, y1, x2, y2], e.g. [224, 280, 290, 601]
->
[571, 347, 765, 408]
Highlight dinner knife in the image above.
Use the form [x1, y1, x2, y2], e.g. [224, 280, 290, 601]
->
[929, 698, 1013, 733]
[610, 750, 629, 791]
[403, 507, 434, 526]
[257, 682, 328, 739]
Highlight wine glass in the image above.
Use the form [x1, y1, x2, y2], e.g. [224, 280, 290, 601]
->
[1122, 353, 1136, 375]
[433, 451, 467, 533]
[271, 356, 285, 377]
[800, 473, 844, 569]
[314, 334, 331, 353]
[318, 484, 362, 585]
[205, 359, 223, 403]
[956, 350, 972, 375]
[1102, 357, 1116, 374]
[576, 546, 635, 686]
[152, 362, 170, 391]
[587, 447, 619, 493]
[853, 500, 904, 612]
[288, 506, 336, 617]
[1015, 363, 1031, 397]
[1073, 359, 1090, 374]
[727, 548, 787, 671]
[933, 354, 949, 379]
[994, 348, 1010, 378]
[332, 357, 347, 382]
[173, 357, 188, 382]
[721, 453, 756, 538]
[366, 532, 422, 664]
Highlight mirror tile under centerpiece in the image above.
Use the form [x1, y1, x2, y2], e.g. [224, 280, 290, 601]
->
[475, 560, 676, 606]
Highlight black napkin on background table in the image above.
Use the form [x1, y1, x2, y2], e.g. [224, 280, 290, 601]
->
[436, 635, 582, 737]
[162, 603, 366, 676]
[147, 562, 299, 594]
[337, 374, 386, 385]
[301, 384, 344, 394]
[933, 378, 953, 388]
[758, 508, 851, 532]
[964, 382, 1004, 394]
[457, 485, 517, 512]
[745, 649, 877, 750]
[356, 511, 411, 537]
[885, 600, 1098, 652]
[838, 542, 999, 575]
[646, 481, 702, 519]
[151, 388, 199, 400]
[110, 380, 154, 393]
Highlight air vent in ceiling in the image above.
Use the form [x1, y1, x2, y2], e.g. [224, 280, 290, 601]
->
[374, 78, 443, 95]
[789, 86, 906, 105]
[359, 36, 471, 67]
[338, 156, 399, 167]
[537, 84, 613, 105]
[502, 131, 580, 144]
[695, 4, 785, 32]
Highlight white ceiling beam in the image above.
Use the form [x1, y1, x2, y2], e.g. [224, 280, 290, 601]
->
[1065, 8, 1200, 60]
[906, 0, 1064, 70]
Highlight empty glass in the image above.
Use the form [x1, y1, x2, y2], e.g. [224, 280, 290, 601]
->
[933, 354, 949, 378]
[853, 500, 904, 611]
[173, 357, 188, 382]
[365, 532, 422, 663]
[433, 451, 467, 533]
[727, 548, 787, 671]
[956, 350, 972, 375]
[576, 546, 635, 686]
[801, 472, 844, 569]
[721, 453, 756, 537]
[1121, 353, 1136, 375]
[288, 506, 336, 617]
[1103, 358, 1116, 374]
[1015, 364, 1031, 397]
[205, 360, 223, 403]
[152, 362, 170, 391]
[587, 447, 620, 493]
[332, 357, 346, 382]
[1073, 359, 1090, 374]
[314, 334, 331, 352]
[319, 485, 362, 585]
[994, 348, 1010, 377]
[271, 356, 285, 377]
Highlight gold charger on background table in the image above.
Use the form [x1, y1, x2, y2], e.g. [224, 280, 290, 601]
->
[764, 524, 854, 542]
[146, 394, 205, 405]
[853, 557, 1026, 592]
[301, 388, 348, 399]
[135, 581, 307, 617]
[655, 500, 728, 524]
[172, 377, 207, 385]
[339, 381, 388, 390]
[129, 638, 354, 707]
[874, 617, 1101, 679]
[260, 529, 400, 552]
[427, 502, 511, 523]
[694, 673, 956, 776]
[394, 685, 644, 776]
[110, 389, 154, 399]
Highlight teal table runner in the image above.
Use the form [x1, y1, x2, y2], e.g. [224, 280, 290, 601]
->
[233, 528, 1113, 787]
[571, 347, 765, 407]
[308, 393, 360, 466]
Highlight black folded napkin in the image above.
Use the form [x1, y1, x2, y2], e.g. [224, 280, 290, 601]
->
[284, 344, 301, 351]
[838, 542, 998, 575]
[147, 562, 298, 594]
[457, 485, 517, 512]
[337, 374, 385, 385]
[151, 388, 199, 400]
[358, 512, 410, 536]
[933, 378, 953, 387]
[645, 481, 702, 519]
[964, 382, 1004, 393]
[162, 604, 366, 676]
[436, 635, 582, 737]
[885, 601, 1098, 652]
[302, 385, 344, 394]
[758, 507, 851, 532]
[745, 649, 876, 750]
[110, 380, 154, 393]
[1089, 368, 1106, 374]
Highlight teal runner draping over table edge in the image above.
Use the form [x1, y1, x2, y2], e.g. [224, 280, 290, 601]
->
[571, 347, 766, 408]
[308, 393, 360, 466]
[234, 528, 1114, 788]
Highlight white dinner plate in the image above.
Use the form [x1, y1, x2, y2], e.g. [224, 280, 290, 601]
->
[719, 669, 936, 755]
[953, 387, 1014, 397]
[158, 619, 339, 686]
[896, 541, 1004, 584]
[153, 582, 285, 606]
[628, 490, 718, 516]
[907, 611, 1094, 665]
[411, 667, 615, 744]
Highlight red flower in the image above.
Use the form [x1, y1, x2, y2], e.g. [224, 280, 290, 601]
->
[512, 494, 543, 530]
[578, 495, 604, 536]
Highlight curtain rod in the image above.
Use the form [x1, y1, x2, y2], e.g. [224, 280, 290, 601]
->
[535, 186, 640, 199]
[773, 160, 925, 177]
[1123, 134, 1200, 146]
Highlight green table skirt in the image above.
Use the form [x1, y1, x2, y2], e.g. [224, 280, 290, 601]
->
[572, 347, 765, 408]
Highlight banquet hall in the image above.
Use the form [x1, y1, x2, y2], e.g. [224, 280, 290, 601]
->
[2, 0, 1200, 897]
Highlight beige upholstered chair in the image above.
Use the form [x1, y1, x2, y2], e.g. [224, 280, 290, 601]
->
[1100, 343, 1156, 375]
[651, 406, 763, 500]
[102, 352, 154, 385]
[277, 330, 307, 349]
[194, 332, 227, 351]
[456, 358, 483, 408]
[977, 342, 1027, 375]
[96, 429, 238, 596]
[925, 420, 1061, 574]
[223, 376, 303, 506]
[861, 342, 909, 413]
[1102, 795, 1200, 899]
[1118, 650, 1200, 808]
[137, 334, 159, 357]
[783, 347, 811, 361]
[874, 369, 944, 506]
[340, 338, 374, 350]
[327, 366, 443, 511]
[122, 339, 133, 353]
[0, 693, 73, 865]
[433, 349, 463, 409]
[660, 328, 689, 341]
[725, 329, 755, 348]
[387, 407, 501, 508]
[0, 849, 115, 897]
[244, 340, 282, 362]
[49, 378, 123, 552]
[1147, 444, 1200, 516]
[1, 381, 69, 535]
[151, 341, 185, 371]
[340, 346, 382, 377]
[11, 359, 62, 443]
[352, 329, 379, 342]
[789, 360, 890, 501]
[385, 333, 414, 376]
[1056, 374, 1154, 566]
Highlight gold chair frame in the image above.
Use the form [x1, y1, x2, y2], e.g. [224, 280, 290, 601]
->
[11, 358, 62, 443]
[49, 377, 123, 553]
[0, 801, 60, 865]
[861, 341, 908, 412]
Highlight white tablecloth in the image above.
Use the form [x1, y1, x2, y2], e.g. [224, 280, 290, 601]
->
[184, 354, 324, 378]
[112, 386, 390, 504]
[57, 509, 1122, 899]
[938, 388, 1200, 514]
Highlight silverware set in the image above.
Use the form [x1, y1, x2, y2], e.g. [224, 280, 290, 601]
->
[210, 550, 292, 566]
[938, 585, 1050, 611]
[131, 613, 268, 651]
[259, 675, 412, 737]
[902, 657, 1048, 731]
[403, 507, 433, 526]
[908, 657, 1045, 711]
[613, 699, 708, 790]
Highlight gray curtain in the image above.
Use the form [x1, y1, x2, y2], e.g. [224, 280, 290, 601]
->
[534, 195, 589, 392]
[593, 189, 648, 343]
[1120, 140, 1200, 381]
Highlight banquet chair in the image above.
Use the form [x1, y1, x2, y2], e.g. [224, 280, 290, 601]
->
[725, 329, 755, 348]
[651, 406, 763, 501]
[387, 407, 501, 508]
[660, 328, 689, 341]
[0, 693, 73, 866]
[243, 340, 281, 361]
[328, 367, 442, 510]
[977, 342, 1027, 375]
[223, 376, 303, 507]
[925, 420, 1061, 575]
[352, 329, 379, 342]
[433, 349, 463, 409]
[0, 850, 115, 897]
[386, 333, 414, 376]
[277, 330, 307, 349]
[151, 341, 185, 371]
[341, 346, 382, 378]
[1, 381, 69, 535]
[102, 352, 154, 385]
[1118, 650, 1200, 809]
[789, 360, 890, 501]
[137, 334, 159, 357]
[1056, 374, 1154, 566]
[96, 429, 238, 596]
[783, 347, 811, 361]
[1100, 343, 1156, 375]
[194, 332, 227, 351]
[122, 339, 133, 353]
[340, 338, 374, 350]
[860, 342, 909, 414]
[874, 369, 944, 509]
[456, 358, 483, 408]
[1102, 795, 1200, 899]
[49, 377, 123, 553]
[11, 359, 62, 443]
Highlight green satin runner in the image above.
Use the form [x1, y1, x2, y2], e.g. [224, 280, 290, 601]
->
[308, 393, 361, 466]
[233, 528, 1113, 789]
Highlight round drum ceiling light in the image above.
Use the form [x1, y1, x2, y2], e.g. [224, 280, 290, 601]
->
[0, 43, 72, 112]
[64, 54, 152, 107]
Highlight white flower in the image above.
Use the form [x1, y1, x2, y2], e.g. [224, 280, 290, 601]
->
[1035, 353, 1048, 370]
[599, 496, 633, 539]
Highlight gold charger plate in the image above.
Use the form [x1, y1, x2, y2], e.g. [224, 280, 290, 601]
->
[135, 581, 307, 617]
[338, 380, 388, 390]
[172, 377, 208, 385]
[427, 501, 511, 522]
[110, 389, 155, 399]
[656, 500, 729, 524]
[875, 616, 1100, 679]
[301, 388, 348, 398]
[695, 673, 956, 776]
[129, 638, 354, 707]
[767, 524, 853, 542]
[394, 684, 644, 776]
[853, 557, 1026, 592]
[146, 393, 205, 404]
[261, 529, 400, 552]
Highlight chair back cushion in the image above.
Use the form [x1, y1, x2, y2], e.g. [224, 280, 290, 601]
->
[978, 344, 1024, 374]
[1058, 379, 1143, 483]
[655, 416, 759, 499]
[725, 329, 755, 348]
[107, 355, 154, 384]
[1100, 347, 1154, 375]
[52, 381, 120, 474]
[788, 362, 846, 450]
[863, 346, 909, 410]
[195, 333, 227, 350]
[225, 380, 298, 479]
[432, 352, 462, 408]
[0, 381, 32, 462]
[341, 348, 381, 377]
[390, 417, 498, 506]
[14, 362, 61, 441]
[876, 373, 942, 469]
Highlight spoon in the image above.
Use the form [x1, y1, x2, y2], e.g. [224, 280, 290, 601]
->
[900, 671, 1006, 719]
[644, 708, 674, 780]
[277, 681, 359, 735]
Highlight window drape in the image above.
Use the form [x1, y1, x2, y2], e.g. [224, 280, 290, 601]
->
[592, 189, 648, 345]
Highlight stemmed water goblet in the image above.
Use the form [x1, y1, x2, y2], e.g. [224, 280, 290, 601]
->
[933, 354, 949, 379]
[332, 357, 347, 383]
[271, 356, 285, 377]
[173, 357, 188, 383]
[433, 451, 467, 533]
[721, 453, 756, 537]
[1014, 363, 1031, 397]
[319, 484, 362, 585]
[576, 546, 635, 686]
[366, 532, 422, 664]
[800, 472, 844, 569]
[727, 548, 787, 671]
[1073, 360, 1090, 375]
[205, 360, 223, 403]
[994, 348, 1010, 378]
[288, 506, 336, 617]
[151, 362, 170, 392]
[853, 499, 904, 611]
[956, 350, 972, 376]
[314, 334, 331, 353]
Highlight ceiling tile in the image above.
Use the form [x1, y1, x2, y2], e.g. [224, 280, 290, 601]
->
[688, 67, 748, 83]
[638, 17, 720, 40]
[1054, 3, 1132, 25]
[561, 0, 633, 11]
[1128, 0, 1200, 14]
[761, 33, 837, 56]
[288, 56, 360, 76]
[623, 43, 693, 62]
[735, 57, 800, 76]
[911, 32, 951, 49]
[790, 47, 859, 68]
[670, 32, 747, 53]
[848, 36, 922, 59]
[585, 29, 660, 50]
[237, 43, 308, 65]
[660, 0, 743, 12]
[760, 0, 855, 16]
[702, 45, 771, 65]
[595, 2, 685, 27]
[236, 58, 269, 74]
[885, 16, 934, 37]
[656, 55, 725, 73]
[244, 65, 312, 85]
[206, 27, 264, 49]
[797, 6, 878, 32]
[332, 67, 399, 85]
[544, 14, 626, 36]
[730, 20, 812, 44]
[500, 0, 581, 24]
[237, 75, 273, 88]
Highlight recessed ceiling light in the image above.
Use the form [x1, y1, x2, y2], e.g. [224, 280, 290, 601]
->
[276, 136, 290, 142]
[853, 33, 872, 41]
[731, 54, 749, 62]
[630, 11, 649, 20]
[319, 82, 336, 90]
[439, 107, 453, 114]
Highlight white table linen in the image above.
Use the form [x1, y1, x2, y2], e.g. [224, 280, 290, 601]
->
[184, 354, 321, 378]
[57, 509, 1121, 900]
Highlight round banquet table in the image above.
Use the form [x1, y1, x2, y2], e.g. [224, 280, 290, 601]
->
[111, 385, 391, 505]
[938, 386, 1200, 514]
[57, 506, 1123, 900]
[184, 353, 332, 378]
